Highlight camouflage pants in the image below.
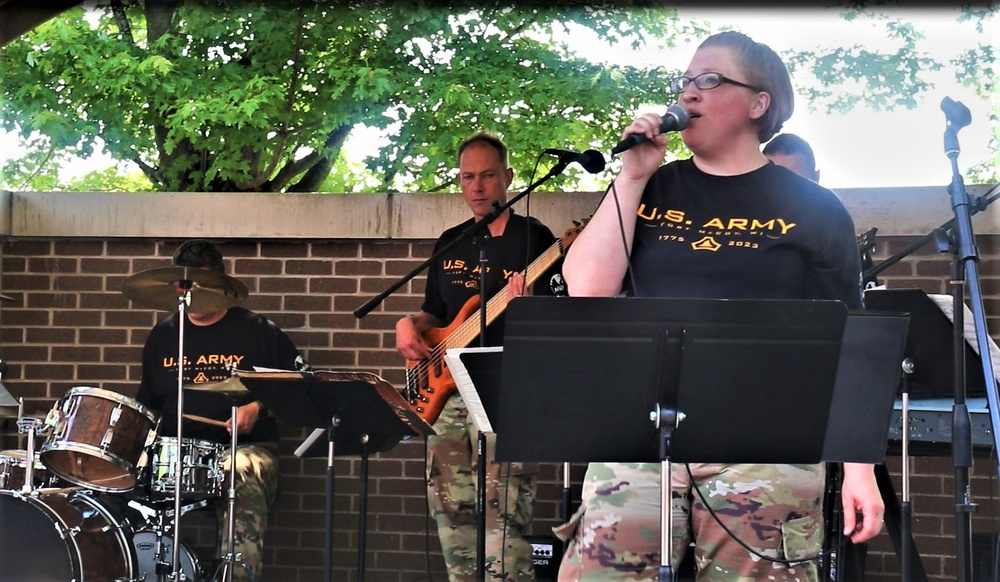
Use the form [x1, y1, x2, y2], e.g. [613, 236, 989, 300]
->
[216, 444, 280, 582]
[556, 462, 825, 581]
[427, 394, 538, 582]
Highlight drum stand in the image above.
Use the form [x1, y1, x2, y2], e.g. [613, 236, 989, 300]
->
[170, 284, 192, 581]
[209, 402, 256, 582]
[129, 498, 209, 582]
[15, 412, 43, 496]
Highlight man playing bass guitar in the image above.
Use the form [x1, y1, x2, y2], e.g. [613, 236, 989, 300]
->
[395, 132, 563, 581]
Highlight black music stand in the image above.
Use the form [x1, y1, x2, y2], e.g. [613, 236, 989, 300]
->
[864, 288, 988, 398]
[821, 309, 911, 581]
[496, 296, 902, 580]
[236, 370, 434, 582]
[863, 288, 998, 582]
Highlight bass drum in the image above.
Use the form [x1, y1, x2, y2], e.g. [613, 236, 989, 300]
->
[133, 528, 201, 582]
[0, 489, 137, 581]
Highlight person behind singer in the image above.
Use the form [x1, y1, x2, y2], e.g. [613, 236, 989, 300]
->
[555, 31, 883, 581]
[764, 132, 820, 182]
[136, 239, 309, 582]
[395, 132, 559, 581]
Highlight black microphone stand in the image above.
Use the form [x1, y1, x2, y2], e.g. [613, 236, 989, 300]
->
[936, 96, 998, 582]
[862, 187, 998, 284]
[354, 157, 576, 582]
[475, 225, 489, 581]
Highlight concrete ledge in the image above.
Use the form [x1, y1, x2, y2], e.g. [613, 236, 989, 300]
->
[1, 185, 996, 239]
[5, 192, 390, 239]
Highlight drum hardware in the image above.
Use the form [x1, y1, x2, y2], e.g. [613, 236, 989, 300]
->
[183, 376, 248, 397]
[0, 488, 138, 582]
[143, 436, 226, 502]
[0, 449, 61, 491]
[121, 266, 248, 315]
[208, 401, 258, 582]
[127, 499, 204, 582]
[14, 413, 45, 495]
[39, 386, 158, 493]
[122, 265, 247, 581]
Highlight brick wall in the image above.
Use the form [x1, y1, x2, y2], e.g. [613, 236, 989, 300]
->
[0, 189, 997, 581]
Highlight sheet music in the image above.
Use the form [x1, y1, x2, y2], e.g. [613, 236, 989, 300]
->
[928, 294, 1000, 388]
[445, 347, 501, 434]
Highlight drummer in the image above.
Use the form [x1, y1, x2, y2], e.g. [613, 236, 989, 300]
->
[135, 239, 309, 582]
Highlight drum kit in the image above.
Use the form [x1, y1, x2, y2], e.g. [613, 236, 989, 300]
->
[0, 266, 254, 582]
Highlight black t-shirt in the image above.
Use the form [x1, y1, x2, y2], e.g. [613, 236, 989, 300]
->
[422, 212, 558, 346]
[136, 306, 308, 444]
[627, 159, 863, 307]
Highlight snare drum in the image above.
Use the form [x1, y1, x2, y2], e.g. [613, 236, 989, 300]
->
[144, 436, 225, 501]
[0, 489, 137, 582]
[40, 386, 158, 492]
[0, 449, 61, 490]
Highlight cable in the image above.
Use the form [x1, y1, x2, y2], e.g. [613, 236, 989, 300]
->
[605, 179, 638, 296]
[685, 463, 855, 568]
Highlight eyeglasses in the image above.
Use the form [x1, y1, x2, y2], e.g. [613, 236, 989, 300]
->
[669, 72, 764, 94]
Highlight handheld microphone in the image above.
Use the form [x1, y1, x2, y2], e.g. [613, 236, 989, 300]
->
[610, 104, 690, 156]
[544, 148, 607, 174]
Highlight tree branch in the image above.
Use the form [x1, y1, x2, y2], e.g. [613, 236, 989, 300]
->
[109, 0, 135, 44]
[285, 123, 352, 192]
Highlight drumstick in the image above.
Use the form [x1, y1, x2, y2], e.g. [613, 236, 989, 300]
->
[183, 413, 228, 428]
[37, 485, 84, 495]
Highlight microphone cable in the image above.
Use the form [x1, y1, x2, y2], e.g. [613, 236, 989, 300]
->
[685, 463, 857, 568]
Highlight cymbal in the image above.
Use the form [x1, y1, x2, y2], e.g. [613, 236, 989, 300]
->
[0, 381, 18, 408]
[121, 266, 248, 313]
[183, 376, 247, 396]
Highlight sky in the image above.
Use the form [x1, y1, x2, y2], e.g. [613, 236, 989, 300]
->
[607, 6, 996, 190]
[3, 5, 996, 191]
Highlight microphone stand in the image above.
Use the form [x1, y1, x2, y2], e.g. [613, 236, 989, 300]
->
[861, 185, 998, 284]
[936, 97, 998, 582]
[353, 157, 576, 582]
[476, 227, 489, 582]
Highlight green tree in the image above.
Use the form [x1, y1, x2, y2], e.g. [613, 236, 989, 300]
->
[0, 1, 995, 192]
[1, 0, 702, 192]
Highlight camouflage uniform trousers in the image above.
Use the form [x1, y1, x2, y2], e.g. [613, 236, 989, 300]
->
[427, 393, 538, 582]
[216, 443, 280, 582]
[556, 462, 825, 581]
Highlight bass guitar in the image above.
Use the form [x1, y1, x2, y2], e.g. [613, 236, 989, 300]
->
[405, 221, 585, 424]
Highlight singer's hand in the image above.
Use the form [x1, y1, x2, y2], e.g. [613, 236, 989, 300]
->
[619, 113, 668, 181]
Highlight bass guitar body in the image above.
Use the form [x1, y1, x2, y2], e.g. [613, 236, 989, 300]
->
[404, 296, 481, 425]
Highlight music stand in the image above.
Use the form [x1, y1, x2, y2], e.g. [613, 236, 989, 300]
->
[820, 309, 911, 580]
[864, 288, 987, 398]
[235, 370, 434, 582]
[823, 310, 911, 464]
[863, 288, 1000, 582]
[497, 296, 900, 580]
